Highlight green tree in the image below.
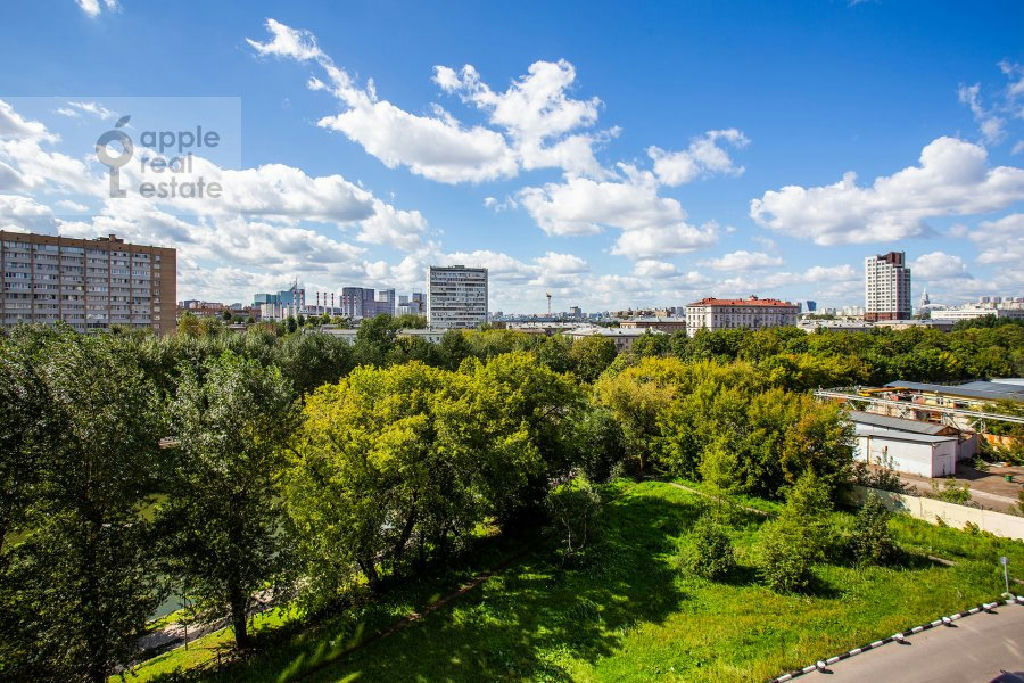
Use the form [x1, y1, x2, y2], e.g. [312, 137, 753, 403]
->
[850, 493, 899, 566]
[162, 351, 299, 649]
[545, 474, 602, 566]
[277, 331, 354, 397]
[568, 334, 618, 382]
[353, 314, 399, 367]
[286, 362, 481, 597]
[1, 331, 164, 682]
[757, 470, 831, 592]
[681, 511, 736, 580]
[437, 329, 473, 370]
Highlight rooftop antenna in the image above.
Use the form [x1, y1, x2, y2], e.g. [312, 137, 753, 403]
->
[546, 292, 552, 316]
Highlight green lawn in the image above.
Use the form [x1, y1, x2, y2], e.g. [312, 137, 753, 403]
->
[136, 479, 1024, 682]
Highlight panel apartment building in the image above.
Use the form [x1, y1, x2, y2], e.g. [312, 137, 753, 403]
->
[0, 231, 176, 335]
[685, 295, 799, 337]
[427, 265, 488, 329]
[865, 251, 911, 322]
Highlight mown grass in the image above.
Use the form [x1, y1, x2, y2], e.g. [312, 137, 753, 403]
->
[129, 479, 1024, 682]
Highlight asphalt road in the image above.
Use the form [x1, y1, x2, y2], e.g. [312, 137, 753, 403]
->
[818, 602, 1024, 682]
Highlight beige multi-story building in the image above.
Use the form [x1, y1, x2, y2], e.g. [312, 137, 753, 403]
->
[0, 231, 176, 335]
[427, 265, 488, 329]
[685, 295, 799, 336]
[865, 251, 911, 322]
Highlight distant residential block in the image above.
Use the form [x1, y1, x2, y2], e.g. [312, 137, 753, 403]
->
[685, 295, 799, 337]
[427, 265, 488, 329]
[1, 231, 175, 335]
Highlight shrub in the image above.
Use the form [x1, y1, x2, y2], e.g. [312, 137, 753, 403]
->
[757, 470, 830, 592]
[546, 473, 603, 565]
[757, 516, 821, 592]
[930, 478, 973, 505]
[850, 493, 899, 566]
[682, 512, 736, 580]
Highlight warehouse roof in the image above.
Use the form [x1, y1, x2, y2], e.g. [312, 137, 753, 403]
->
[884, 380, 1024, 403]
[847, 411, 951, 435]
[854, 424, 958, 444]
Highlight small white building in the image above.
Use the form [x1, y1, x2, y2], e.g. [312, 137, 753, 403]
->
[849, 410, 963, 478]
[854, 425, 957, 478]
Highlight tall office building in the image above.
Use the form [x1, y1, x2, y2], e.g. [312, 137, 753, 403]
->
[1, 231, 176, 335]
[865, 251, 911, 322]
[375, 288, 396, 317]
[427, 265, 488, 329]
[340, 286, 376, 319]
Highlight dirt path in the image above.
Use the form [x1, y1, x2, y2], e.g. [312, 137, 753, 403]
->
[663, 481, 773, 517]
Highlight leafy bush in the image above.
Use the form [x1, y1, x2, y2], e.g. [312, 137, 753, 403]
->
[545, 473, 603, 566]
[757, 470, 831, 592]
[681, 512, 736, 580]
[850, 493, 899, 566]
[930, 478, 973, 505]
[757, 516, 822, 592]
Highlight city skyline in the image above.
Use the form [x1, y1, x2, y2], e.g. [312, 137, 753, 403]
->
[0, 2, 1023, 313]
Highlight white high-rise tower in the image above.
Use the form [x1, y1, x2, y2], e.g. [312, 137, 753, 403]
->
[865, 251, 911, 322]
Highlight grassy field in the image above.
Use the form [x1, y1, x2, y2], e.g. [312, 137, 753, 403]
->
[133, 479, 1024, 682]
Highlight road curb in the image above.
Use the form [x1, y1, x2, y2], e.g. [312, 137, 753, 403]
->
[770, 595, 1024, 682]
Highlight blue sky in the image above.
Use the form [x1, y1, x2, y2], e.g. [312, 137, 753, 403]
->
[1, 1, 1023, 312]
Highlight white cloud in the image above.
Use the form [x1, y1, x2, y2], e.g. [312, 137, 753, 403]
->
[970, 213, 1024, 265]
[648, 128, 749, 186]
[0, 194, 58, 233]
[74, 0, 116, 17]
[0, 100, 51, 140]
[534, 251, 589, 274]
[958, 83, 1006, 145]
[957, 60, 1024, 147]
[55, 199, 89, 212]
[248, 19, 518, 184]
[632, 259, 679, 279]
[610, 222, 718, 259]
[750, 137, 1024, 245]
[54, 100, 115, 121]
[703, 250, 782, 271]
[246, 18, 324, 60]
[433, 60, 613, 177]
[75, 0, 100, 17]
[910, 251, 973, 280]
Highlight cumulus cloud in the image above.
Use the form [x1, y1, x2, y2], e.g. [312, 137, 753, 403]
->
[249, 18, 518, 184]
[750, 137, 1024, 245]
[0, 98, 438, 302]
[632, 259, 679, 279]
[74, 0, 117, 17]
[910, 251, 974, 280]
[703, 250, 783, 271]
[969, 213, 1024, 265]
[434, 60, 615, 177]
[648, 129, 749, 186]
[0, 194, 58, 233]
[517, 165, 716, 252]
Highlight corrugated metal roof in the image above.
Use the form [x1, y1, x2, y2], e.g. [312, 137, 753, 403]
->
[854, 424, 958, 444]
[883, 380, 1024, 402]
[847, 410, 950, 435]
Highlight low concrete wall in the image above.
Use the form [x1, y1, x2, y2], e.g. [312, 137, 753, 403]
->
[846, 484, 1024, 540]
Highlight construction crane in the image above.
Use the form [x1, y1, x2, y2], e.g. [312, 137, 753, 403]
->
[546, 292, 552, 316]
